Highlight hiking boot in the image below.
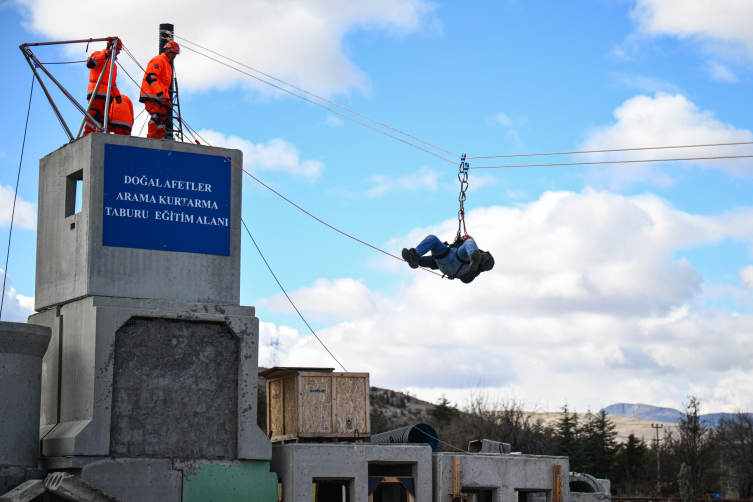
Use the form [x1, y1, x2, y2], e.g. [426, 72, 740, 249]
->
[468, 248, 488, 273]
[402, 248, 420, 269]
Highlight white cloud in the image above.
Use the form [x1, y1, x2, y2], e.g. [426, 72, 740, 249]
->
[490, 112, 514, 127]
[12, 0, 436, 97]
[705, 61, 739, 83]
[322, 115, 344, 128]
[0, 185, 36, 229]
[741, 265, 753, 289]
[197, 130, 324, 180]
[365, 167, 439, 197]
[630, 0, 753, 60]
[610, 72, 681, 94]
[581, 93, 753, 188]
[259, 189, 753, 411]
[0, 270, 35, 322]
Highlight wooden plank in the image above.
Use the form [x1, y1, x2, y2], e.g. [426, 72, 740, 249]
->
[297, 374, 303, 438]
[553, 465, 562, 502]
[335, 376, 368, 434]
[365, 374, 371, 435]
[283, 377, 298, 435]
[300, 375, 332, 433]
[452, 456, 462, 495]
[266, 379, 272, 437]
[269, 379, 283, 437]
[331, 375, 338, 435]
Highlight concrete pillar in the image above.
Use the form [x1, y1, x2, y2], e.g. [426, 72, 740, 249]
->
[0, 321, 51, 494]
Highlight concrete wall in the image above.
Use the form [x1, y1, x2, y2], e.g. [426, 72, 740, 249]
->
[35, 134, 243, 311]
[41, 456, 278, 502]
[29, 296, 270, 461]
[433, 453, 570, 502]
[271, 443, 433, 502]
[0, 322, 51, 468]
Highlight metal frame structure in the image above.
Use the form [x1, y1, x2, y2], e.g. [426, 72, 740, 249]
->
[19, 37, 121, 140]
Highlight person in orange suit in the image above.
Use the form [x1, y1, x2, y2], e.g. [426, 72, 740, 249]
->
[84, 39, 121, 135]
[109, 95, 134, 135]
[140, 41, 179, 139]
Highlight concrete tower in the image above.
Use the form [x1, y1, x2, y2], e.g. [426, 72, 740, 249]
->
[29, 133, 276, 501]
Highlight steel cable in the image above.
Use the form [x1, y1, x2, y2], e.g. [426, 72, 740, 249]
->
[178, 44, 456, 165]
[471, 154, 753, 169]
[468, 141, 753, 159]
[169, 32, 459, 160]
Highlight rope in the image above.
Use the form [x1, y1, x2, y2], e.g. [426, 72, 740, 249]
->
[179, 44, 456, 165]
[242, 219, 464, 451]
[170, 33, 459, 159]
[241, 218, 349, 372]
[1, 75, 34, 320]
[471, 154, 753, 169]
[40, 60, 88, 64]
[467, 141, 753, 159]
[177, 117, 443, 276]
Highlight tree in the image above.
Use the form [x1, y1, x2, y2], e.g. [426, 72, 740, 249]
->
[553, 404, 583, 468]
[431, 394, 458, 429]
[716, 411, 753, 498]
[580, 409, 619, 479]
[613, 434, 653, 495]
[675, 396, 717, 494]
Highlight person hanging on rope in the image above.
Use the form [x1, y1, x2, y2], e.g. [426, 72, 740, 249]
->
[140, 41, 179, 139]
[109, 94, 134, 135]
[84, 39, 122, 135]
[402, 235, 494, 283]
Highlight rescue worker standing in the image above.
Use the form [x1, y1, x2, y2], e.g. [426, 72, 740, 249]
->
[84, 40, 122, 135]
[109, 94, 134, 135]
[140, 41, 179, 139]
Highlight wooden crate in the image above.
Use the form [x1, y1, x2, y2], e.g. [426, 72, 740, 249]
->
[260, 367, 370, 442]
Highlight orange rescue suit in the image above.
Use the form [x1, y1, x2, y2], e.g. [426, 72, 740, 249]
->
[140, 53, 173, 139]
[86, 50, 121, 100]
[84, 50, 120, 135]
[109, 95, 134, 135]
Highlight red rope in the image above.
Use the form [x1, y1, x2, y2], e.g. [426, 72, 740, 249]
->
[177, 117, 443, 277]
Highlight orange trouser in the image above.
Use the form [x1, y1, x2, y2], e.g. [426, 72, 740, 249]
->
[83, 97, 106, 135]
[110, 126, 131, 136]
[145, 101, 167, 139]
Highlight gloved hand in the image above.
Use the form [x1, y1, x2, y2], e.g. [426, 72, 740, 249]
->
[158, 95, 166, 105]
[114, 95, 122, 104]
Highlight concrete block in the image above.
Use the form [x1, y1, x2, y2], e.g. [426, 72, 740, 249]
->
[0, 479, 46, 502]
[78, 458, 181, 502]
[29, 296, 270, 460]
[433, 453, 570, 502]
[34, 133, 243, 311]
[271, 443, 432, 502]
[45, 472, 121, 502]
[0, 467, 47, 501]
[0, 321, 52, 467]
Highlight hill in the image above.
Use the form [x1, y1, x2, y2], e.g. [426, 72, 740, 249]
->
[604, 403, 747, 427]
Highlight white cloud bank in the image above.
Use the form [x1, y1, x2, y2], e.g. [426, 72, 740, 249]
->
[258, 189, 753, 413]
[631, 0, 753, 60]
[12, 0, 436, 97]
[0, 185, 36, 229]
[581, 93, 753, 188]
[0, 270, 34, 322]
[197, 130, 324, 181]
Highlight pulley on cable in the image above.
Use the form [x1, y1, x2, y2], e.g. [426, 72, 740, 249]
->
[400, 153, 495, 284]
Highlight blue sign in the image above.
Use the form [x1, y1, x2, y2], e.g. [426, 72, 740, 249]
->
[713, 494, 722, 499]
[103, 144, 232, 255]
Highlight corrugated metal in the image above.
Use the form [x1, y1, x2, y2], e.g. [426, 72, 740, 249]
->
[370, 423, 439, 452]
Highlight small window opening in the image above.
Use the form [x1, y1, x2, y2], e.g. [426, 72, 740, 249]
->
[313, 479, 350, 502]
[466, 489, 494, 502]
[65, 170, 84, 217]
[516, 490, 549, 502]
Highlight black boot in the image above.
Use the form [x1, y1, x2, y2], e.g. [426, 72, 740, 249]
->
[402, 248, 420, 269]
[468, 249, 487, 273]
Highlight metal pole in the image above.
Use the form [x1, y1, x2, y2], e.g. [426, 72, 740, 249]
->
[102, 38, 118, 133]
[23, 37, 112, 47]
[159, 24, 175, 140]
[652, 423, 663, 488]
[19, 46, 74, 140]
[23, 46, 103, 130]
[76, 51, 107, 138]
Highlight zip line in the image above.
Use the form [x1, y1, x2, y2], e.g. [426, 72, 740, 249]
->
[467, 141, 753, 159]
[470, 154, 753, 170]
[170, 32, 460, 160]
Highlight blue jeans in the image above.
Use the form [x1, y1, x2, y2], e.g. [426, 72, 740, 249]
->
[416, 235, 478, 277]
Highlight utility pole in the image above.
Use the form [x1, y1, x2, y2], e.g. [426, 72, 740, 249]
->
[652, 423, 664, 489]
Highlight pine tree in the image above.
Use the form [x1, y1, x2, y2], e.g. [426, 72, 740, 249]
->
[554, 404, 583, 468]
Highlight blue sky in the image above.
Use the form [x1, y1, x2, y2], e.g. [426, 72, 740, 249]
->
[2, 0, 753, 415]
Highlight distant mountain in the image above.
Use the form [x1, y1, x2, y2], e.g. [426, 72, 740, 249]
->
[605, 403, 747, 427]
